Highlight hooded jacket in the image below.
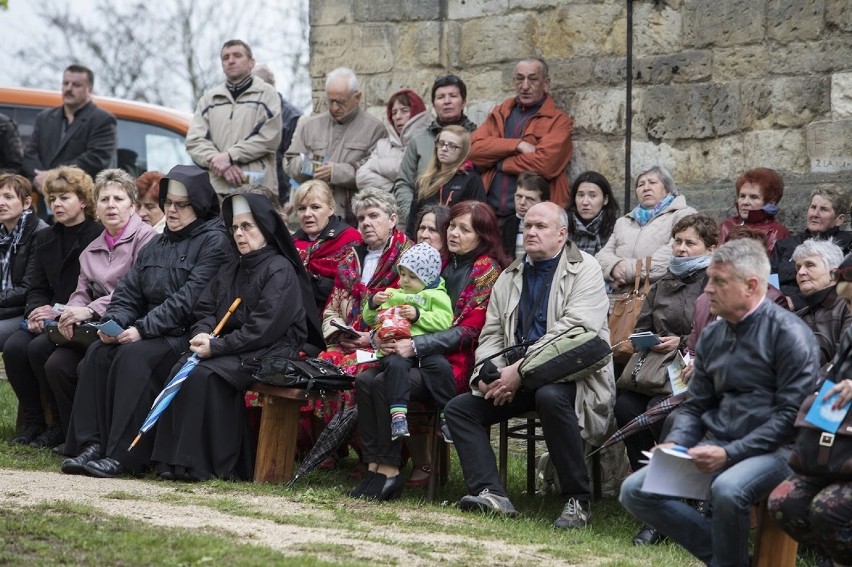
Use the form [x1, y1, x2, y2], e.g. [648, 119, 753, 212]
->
[356, 89, 430, 193]
[103, 166, 233, 353]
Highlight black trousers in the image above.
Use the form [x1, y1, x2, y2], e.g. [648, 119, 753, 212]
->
[65, 338, 180, 473]
[356, 354, 457, 466]
[4, 329, 56, 425]
[44, 345, 86, 437]
[444, 382, 591, 501]
[614, 389, 668, 471]
[379, 353, 457, 411]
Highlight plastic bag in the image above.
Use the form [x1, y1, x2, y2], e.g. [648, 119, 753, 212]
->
[376, 306, 411, 341]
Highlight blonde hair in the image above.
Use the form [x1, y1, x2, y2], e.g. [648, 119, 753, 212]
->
[290, 179, 335, 210]
[43, 166, 96, 219]
[416, 125, 471, 201]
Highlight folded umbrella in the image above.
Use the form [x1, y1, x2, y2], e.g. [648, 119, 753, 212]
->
[589, 392, 686, 456]
[128, 298, 242, 450]
[286, 404, 358, 487]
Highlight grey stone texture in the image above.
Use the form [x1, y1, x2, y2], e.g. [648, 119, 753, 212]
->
[308, 0, 852, 230]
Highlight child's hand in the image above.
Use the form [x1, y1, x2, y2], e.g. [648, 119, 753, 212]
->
[399, 305, 417, 321]
[373, 290, 392, 305]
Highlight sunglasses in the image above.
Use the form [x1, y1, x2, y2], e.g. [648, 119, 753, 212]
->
[434, 75, 461, 85]
[833, 266, 852, 283]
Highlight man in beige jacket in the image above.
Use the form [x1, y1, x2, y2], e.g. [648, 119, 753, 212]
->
[186, 39, 281, 198]
[285, 67, 386, 222]
[445, 202, 614, 530]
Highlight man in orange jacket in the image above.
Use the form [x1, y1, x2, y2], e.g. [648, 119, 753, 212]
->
[468, 57, 573, 220]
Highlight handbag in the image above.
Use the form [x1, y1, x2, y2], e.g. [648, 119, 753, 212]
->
[608, 256, 652, 365]
[788, 390, 852, 481]
[45, 321, 99, 350]
[253, 357, 354, 391]
[616, 348, 676, 395]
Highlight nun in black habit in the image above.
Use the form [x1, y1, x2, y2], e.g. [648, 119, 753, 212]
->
[62, 165, 234, 478]
[150, 192, 325, 481]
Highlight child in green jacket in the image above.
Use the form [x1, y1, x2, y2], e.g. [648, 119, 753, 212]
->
[364, 243, 453, 440]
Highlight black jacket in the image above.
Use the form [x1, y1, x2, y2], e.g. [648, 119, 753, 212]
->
[0, 112, 23, 174]
[0, 215, 48, 319]
[668, 299, 819, 465]
[405, 169, 486, 237]
[24, 218, 103, 316]
[21, 101, 117, 180]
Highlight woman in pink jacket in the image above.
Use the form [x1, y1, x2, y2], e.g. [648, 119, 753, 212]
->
[43, 169, 156, 447]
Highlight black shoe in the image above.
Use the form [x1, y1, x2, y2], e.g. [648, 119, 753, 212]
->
[349, 471, 377, 498]
[633, 524, 665, 546]
[9, 423, 43, 446]
[52, 443, 66, 455]
[29, 425, 63, 449]
[439, 420, 453, 444]
[159, 470, 177, 481]
[360, 472, 388, 500]
[84, 457, 129, 479]
[376, 474, 405, 501]
[61, 444, 102, 475]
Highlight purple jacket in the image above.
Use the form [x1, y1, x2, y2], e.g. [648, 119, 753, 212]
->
[68, 212, 156, 316]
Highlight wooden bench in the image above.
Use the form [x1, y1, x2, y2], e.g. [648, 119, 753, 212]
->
[752, 499, 798, 567]
[248, 383, 339, 484]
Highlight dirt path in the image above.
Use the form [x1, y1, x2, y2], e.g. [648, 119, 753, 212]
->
[0, 469, 583, 566]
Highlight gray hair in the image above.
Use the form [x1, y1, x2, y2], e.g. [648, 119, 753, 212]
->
[710, 239, 769, 290]
[518, 57, 549, 78]
[792, 238, 845, 272]
[809, 187, 850, 220]
[252, 63, 275, 87]
[556, 207, 568, 230]
[635, 165, 678, 196]
[351, 187, 397, 218]
[325, 67, 358, 93]
[94, 168, 137, 202]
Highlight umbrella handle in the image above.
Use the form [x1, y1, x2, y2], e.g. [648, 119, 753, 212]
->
[211, 298, 242, 337]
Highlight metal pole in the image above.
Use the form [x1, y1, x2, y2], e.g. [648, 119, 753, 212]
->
[624, 0, 634, 214]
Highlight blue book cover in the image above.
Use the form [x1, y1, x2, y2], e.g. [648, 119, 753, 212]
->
[805, 380, 852, 434]
[629, 331, 661, 350]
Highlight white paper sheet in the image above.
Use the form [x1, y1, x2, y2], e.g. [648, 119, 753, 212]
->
[641, 447, 713, 500]
[355, 350, 378, 363]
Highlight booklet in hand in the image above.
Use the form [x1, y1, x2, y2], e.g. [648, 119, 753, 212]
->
[629, 331, 662, 350]
[331, 319, 361, 339]
[805, 379, 852, 434]
[641, 445, 712, 500]
[85, 319, 125, 337]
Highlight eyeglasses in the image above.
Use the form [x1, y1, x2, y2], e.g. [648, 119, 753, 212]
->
[435, 140, 461, 151]
[833, 266, 852, 283]
[434, 75, 461, 86]
[326, 92, 357, 107]
[164, 199, 192, 211]
[230, 221, 257, 234]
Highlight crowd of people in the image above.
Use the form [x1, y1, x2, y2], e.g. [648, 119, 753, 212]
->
[1, 40, 851, 567]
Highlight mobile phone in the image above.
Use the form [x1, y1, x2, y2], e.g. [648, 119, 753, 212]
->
[331, 320, 361, 338]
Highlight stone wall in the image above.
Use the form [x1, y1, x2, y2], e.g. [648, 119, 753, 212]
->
[308, 0, 852, 229]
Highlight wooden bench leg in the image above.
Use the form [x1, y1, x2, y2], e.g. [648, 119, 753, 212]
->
[498, 421, 508, 489]
[253, 393, 302, 483]
[752, 499, 798, 567]
[525, 419, 536, 495]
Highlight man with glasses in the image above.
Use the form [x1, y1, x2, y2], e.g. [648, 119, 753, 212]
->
[392, 75, 477, 229]
[619, 238, 818, 566]
[186, 39, 281, 199]
[285, 67, 385, 223]
[469, 57, 573, 222]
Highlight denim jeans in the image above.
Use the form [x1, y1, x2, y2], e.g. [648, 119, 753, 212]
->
[619, 447, 791, 567]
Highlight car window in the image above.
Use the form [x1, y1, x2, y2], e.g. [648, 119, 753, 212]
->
[0, 105, 41, 140]
[116, 120, 192, 176]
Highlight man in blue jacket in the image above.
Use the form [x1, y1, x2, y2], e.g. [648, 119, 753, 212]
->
[620, 238, 818, 567]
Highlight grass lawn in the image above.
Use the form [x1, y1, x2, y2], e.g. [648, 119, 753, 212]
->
[0, 378, 819, 566]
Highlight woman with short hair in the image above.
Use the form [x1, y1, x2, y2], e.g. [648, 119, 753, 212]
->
[134, 171, 166, 233]
[718, 167, 790, 255]
[4, 166, 102, 447]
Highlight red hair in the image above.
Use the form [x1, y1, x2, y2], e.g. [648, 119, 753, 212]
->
[445, 201, 511, 268]
[735, 168, 784, 205]
[136, 171, 165, 201]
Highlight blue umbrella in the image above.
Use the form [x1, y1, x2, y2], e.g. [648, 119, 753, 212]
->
[128, 298, 242, 450]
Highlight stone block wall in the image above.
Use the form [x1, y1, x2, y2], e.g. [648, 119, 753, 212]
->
[308, 0, 852, 229]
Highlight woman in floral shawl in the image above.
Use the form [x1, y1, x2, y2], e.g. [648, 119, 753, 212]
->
[351, 201, 508, 499]
[300, 188, 412, 459]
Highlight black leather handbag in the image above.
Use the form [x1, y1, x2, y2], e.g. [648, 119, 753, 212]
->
[788, 388, 852, 481]
[45, 321, 99, 350]
[253, 357, 354, 391]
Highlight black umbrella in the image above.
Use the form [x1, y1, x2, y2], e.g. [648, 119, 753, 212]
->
[286, 405, 358, 487]
[589, 393, 687, 455]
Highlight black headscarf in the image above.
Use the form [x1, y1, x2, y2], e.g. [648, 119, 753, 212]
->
[158, 165, 221, 221]
[222, 193, 325, 352]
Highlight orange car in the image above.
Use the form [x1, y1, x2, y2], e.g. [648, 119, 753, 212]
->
[0, 86, 193, 176]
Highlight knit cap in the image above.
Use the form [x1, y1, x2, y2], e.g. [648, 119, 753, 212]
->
[397, 243, 442, 287]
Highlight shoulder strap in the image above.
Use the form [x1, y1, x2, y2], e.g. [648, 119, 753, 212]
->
[632, 260, 642, 292]
[642, 256, 652, 295]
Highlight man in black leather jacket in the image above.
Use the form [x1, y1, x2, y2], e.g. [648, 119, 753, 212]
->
[620, 238, 819, 567]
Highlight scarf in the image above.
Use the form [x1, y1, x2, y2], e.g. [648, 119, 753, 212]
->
[668, 254, 711, 279]
[631, 194, 675, 227]
[103, 219, 130, 251]
[570, 211, 604, 255]
[0, 209, 32, 291]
